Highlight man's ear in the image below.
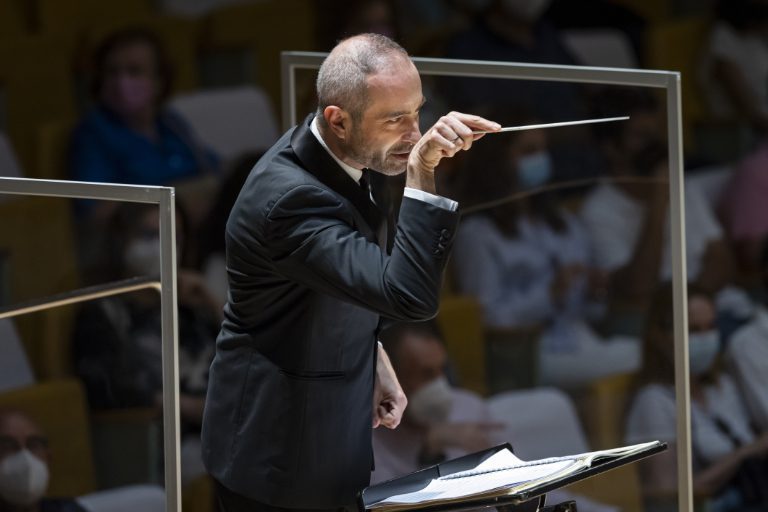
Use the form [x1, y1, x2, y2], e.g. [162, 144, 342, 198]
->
[323, 106, 350, 141]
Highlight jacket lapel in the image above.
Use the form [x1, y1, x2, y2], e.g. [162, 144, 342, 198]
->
[290, 115, 385, 241]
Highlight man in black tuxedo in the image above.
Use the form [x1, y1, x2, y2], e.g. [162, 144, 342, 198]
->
[201, 33, 500, 511]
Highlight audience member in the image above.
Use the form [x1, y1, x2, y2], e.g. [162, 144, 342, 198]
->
[719, 140, 768, 279]
[0, 409, 86, 512]
[69, 28, 218, 222]
[72, 203, 219, 483]
[372, 322, 617, 512]
[580, 89, 731, 310]
[698, 0, 768, 136]
[724, 246, 768, 431]
[625, 284, 768, 512]
[372, 322, 503, 480]
[451, 110, 639, 387]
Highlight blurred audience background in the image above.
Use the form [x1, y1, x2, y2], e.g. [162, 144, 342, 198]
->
[2, 0, 768, 511]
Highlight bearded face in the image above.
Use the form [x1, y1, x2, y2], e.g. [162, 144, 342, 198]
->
[344, 119, 416, 175]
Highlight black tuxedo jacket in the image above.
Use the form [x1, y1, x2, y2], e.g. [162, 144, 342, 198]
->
[201, 115, 459, 508]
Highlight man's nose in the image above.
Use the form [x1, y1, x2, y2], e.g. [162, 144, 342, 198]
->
[404, 118, 421, 143]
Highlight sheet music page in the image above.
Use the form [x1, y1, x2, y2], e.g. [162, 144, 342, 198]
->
[375, 450, 576, 506]
[369, 441, 663, 508]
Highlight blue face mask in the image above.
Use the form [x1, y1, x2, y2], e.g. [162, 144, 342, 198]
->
[516, 151, 552, 190]
[688, 330, 720, 376]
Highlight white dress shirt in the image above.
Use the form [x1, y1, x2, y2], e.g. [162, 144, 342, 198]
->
[579, 182, 722, 281]
[625, 378, 754, 467]
[309, 117, 457, 211]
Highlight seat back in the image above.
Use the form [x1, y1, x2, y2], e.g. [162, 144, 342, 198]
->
[562, 29, 638, 68]
[487, 387, 590, 459]
[169, 85, 279, 167]
[77, 484, 165, 512]
[435, 295, 488, 396]
[489, 386, 643, 512]
[579, 372, 637, 449]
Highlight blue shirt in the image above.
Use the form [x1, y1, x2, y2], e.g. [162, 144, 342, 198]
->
[69, 106, 218, 186]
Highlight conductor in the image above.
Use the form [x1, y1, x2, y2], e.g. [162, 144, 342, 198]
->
[201, 33, 500, 512]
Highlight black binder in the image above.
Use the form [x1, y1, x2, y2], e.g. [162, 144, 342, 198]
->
[359, 441, 667, 512]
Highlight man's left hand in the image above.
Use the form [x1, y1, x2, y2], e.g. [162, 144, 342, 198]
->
[373, 344, 407, 429]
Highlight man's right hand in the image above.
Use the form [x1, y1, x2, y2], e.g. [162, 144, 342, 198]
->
[406, 112, 500, 193]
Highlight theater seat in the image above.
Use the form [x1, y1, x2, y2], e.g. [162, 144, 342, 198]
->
[169, 85, 279, 168]
[435, 295, 488, 396]
[77, 484, 164, 512]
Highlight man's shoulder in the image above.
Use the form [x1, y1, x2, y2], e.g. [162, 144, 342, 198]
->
[226, 133, 351, 245]
[236, 131, 335, 210]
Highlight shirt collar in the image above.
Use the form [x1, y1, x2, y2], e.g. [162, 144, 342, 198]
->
[310, 116, 363, 184]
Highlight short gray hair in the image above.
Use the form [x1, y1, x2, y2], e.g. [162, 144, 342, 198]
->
[316, 33, 409, 124]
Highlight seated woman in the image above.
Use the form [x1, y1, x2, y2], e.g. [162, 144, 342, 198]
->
[69, 28, 218, 223]
[625, 284, 768, 512]
[451, 110, 639, 388]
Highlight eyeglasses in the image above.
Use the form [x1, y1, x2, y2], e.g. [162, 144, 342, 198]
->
[0, 435, 49, 459]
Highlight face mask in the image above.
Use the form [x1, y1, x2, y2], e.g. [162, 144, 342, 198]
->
[0, 449, 49, 506]
[124, 236, 160, 277]
[516, 151, 552, 190]
[407, 376, 453, 426]
[689, 330, 720, 376]
[103, 75, 156, 116]
[501, 0, 552, 22]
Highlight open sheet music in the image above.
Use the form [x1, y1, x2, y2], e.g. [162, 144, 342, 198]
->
[364, 441, 664, 511]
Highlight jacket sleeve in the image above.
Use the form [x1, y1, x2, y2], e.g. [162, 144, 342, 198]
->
[263, 184, 458, 321]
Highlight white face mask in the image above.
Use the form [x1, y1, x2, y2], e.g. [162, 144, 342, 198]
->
[407, 376, 453, 426]
[689, 330, 720, 376]
[501, 0, 552, 22]
[0, 449, 49, 506]
[124, 236, 160, 277]
[516, 151, 552, 190]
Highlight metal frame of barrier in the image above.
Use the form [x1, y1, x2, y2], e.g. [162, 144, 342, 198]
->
[281, 52, 692, 512]
[0, 178, 181, 512]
